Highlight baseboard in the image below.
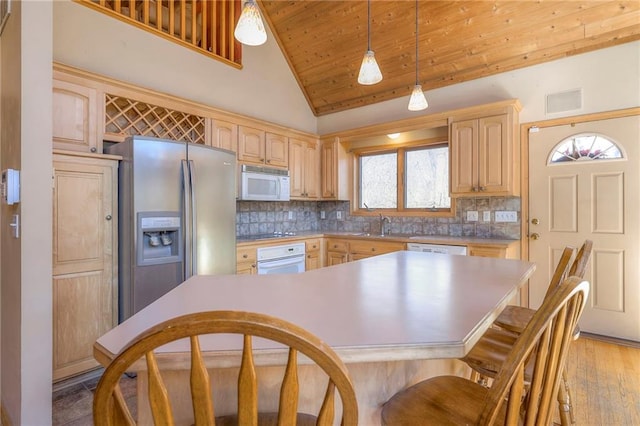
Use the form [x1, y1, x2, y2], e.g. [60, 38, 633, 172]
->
[1, 402, 12, 426]
[52, 368, 104, 393]
[581, 332, 640, 349]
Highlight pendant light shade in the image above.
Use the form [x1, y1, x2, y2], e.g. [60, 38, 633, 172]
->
[234, 0, 267, 46]
[408, 0, 428, 111]
[408, 84, 428, 111]
[358, 0, 383, 85]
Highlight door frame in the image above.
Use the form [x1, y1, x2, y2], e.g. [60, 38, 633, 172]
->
[519, 106, 640, 307]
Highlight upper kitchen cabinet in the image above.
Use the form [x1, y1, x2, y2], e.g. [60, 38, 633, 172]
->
[238, 126, 288, 168]
[450, 106, 520, 197]
[52, 78, 100, 153]
[210, 119, 238, 153]
[289, 137, 319, 199]
[321, 137, 351, 200]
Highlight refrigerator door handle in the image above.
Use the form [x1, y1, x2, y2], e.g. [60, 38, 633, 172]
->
[188, 160, 198, 277]
[182, 160, 193, 279]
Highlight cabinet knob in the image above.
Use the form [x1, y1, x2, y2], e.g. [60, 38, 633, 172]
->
[479, 186, 486, 191]
[371, 248, 375, 252]
[105, 215, 112, 220]
[266, 159, 270, 163]
[307, 254, 311, 258]
[472, 187, 478, 192]
[243, 254, 248, 259]
[90, 147, 97, 153]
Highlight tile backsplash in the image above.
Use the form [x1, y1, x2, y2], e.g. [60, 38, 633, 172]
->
[237, 197, 521, 240]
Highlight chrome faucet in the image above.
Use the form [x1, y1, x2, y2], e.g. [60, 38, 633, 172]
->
[379, 214, 391, 236]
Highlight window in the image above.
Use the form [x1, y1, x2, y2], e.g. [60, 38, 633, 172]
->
[549, 133, 623, 164]
[357, 142, 452, 215]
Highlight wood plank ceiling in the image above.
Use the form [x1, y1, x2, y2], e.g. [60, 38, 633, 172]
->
[259, 1, 640, 116]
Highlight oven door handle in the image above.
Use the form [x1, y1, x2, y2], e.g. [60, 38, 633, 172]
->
[258, 255, 305, 268]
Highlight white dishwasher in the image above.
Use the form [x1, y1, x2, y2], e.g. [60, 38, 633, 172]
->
[406, 243, 468, 255]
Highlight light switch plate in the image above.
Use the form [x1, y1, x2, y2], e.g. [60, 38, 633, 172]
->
[320, 210, 326, 219]
[495, 211, 518, 222]
[466, 211, 479, 222]
[288, 211, 293, 220]
[336, 211, 343, 220]
[483, 211, 491, 222]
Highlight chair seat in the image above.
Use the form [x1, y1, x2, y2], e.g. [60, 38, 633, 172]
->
[381, 375, 505, 425]
[462, 328, 520, 378]
[215, 412, 318, 426]
[493, 305, 536, 333]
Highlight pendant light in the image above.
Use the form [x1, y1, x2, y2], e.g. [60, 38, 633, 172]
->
[234, 0, 267, 46]
[408, 0, 428, 111]
[357, 0, 383, 85]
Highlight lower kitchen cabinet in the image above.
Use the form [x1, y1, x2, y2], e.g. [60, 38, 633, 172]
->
[468, 242, 519, 259]
[349, 240, 405, 261]
[236, 245, 258, 274]
[305, 238, 322, 270]
[52, 152, 118, 381]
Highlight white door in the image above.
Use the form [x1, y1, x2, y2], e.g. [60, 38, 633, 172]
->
[529, 115, 640, 341]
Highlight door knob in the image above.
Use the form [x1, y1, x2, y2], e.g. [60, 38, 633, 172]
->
[531, 218, 540, 225]
[530, 233, 540, 240]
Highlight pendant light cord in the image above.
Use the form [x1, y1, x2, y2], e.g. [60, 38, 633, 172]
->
[367, 0, 372, 51]
[415, 0, 419, 85]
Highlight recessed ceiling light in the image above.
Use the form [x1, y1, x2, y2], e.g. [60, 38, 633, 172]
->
[387, 133, 401, 139]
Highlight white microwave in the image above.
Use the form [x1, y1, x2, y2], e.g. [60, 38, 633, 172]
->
[238, 165, 290, 201]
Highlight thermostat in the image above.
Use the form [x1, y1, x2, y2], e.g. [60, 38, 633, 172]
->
[1, 169, 20, 205]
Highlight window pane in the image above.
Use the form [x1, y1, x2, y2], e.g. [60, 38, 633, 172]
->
[360, 153, 397, 208]
[550, 134, 623, 163]
[405, 146, 451, 208]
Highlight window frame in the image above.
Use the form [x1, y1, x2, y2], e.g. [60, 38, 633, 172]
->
[353, 139, 455, 218]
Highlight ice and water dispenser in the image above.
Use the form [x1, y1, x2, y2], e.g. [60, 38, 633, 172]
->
[137, 212, 182, 266]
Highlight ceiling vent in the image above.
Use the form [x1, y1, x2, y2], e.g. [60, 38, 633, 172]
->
[546, 88, 582, 115]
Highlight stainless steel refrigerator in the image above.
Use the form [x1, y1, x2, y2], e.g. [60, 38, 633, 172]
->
[107, 136, 236, 321]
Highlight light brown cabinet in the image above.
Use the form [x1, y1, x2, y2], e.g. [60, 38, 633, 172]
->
[52, 79, 99, 153]
[321, 137, 350, 200]
[290, 137, 319, 199]
[325, 238, 404, 264]
[238, 126, 288, 168]
[450, 114, 517, 196]
[305, 238, 323, 270]
[468, 243, 518, 259]
[236, 245, 258, 275]
[210, 119, 238, 153]
[52, 153, 118, 381]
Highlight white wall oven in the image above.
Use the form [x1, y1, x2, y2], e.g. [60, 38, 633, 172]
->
[256, 242, 306, 275]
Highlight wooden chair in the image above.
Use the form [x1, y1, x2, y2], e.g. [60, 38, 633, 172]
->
[93, 310, 358, 426]
[381, 276, 590, 426]
[463, 240, 593, 425]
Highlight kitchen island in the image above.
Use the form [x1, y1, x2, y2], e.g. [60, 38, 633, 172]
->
[95, 251, 535, 425]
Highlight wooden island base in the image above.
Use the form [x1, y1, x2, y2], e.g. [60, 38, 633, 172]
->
[134, 358, 469, 425]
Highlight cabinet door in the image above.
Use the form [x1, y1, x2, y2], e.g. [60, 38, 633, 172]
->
[468, 245, 506, 258]
[289, 138, 306, 197]
[236, 246, 257, 274]
[265, 132, 289, 168]
[478, 114, 510, 193]
[326, 251, 348, 266]
[52, 79, 99, 153]
[321, 141, 337, 198]
[304, 140, 320, 198]
[52, 156, 117, 381]
[211, 119, 238, 153]
[238, 126, 265, 164]
[450, 119, 478, 194]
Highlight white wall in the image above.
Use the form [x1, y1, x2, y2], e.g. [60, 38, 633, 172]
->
[318, 41, 640, 134]
[0, 1, 53, 424]
[53, 0, 317, 133]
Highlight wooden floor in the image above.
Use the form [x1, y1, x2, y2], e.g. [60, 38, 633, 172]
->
[52, 336, 639, 425]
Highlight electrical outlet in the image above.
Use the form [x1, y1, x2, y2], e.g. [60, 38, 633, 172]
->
[495, 211, 518, 222]
[466, 210, 478, 222]
[483, 211, 491, 222]
[288, 211, 293, 220]
[320, 210, 326, 219]
[336, 211, 343, 220]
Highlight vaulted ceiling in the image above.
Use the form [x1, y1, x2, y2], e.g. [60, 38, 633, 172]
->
[259, 1, 640, 116]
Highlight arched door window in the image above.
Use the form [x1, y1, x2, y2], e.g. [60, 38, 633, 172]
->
[548, 133, 624, 164]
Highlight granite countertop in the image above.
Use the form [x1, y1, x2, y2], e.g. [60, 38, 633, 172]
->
[236, 231, 519, 247]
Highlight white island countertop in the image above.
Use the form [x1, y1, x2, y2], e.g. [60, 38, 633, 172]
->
[95, 251, 536, 366]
